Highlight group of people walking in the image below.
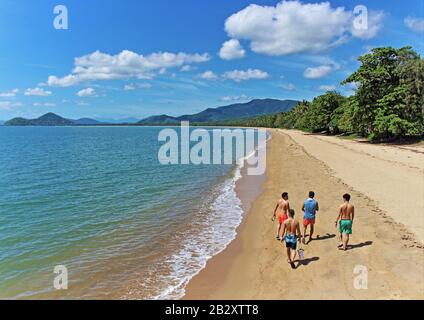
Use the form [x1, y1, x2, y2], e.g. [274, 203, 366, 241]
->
[272, 191, 355, 269]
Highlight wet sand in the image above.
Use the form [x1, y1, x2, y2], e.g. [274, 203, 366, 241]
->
[183, 129, 424, 300]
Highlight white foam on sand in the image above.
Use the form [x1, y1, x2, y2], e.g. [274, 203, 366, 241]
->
[149, 164, 244, 300]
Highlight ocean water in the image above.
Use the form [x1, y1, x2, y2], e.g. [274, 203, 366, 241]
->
[0, 126, 261, 299]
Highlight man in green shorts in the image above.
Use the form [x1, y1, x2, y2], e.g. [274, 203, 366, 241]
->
[335, 194, 355, 251]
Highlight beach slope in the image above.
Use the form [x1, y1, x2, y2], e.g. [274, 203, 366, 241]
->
[184, 130, 424, 300]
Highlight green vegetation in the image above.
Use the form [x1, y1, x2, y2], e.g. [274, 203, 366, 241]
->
[137, 99, 299, 125]
[230, 46, 424, 142]
[5, 47, 422, 142]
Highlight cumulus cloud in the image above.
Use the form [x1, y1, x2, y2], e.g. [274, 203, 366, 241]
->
[405, 16, 424, 32]
[219, 39, 246, 60]
[200, 70, 219, 80]
[24, 88, 52, 96]
[304, 65, 334, 79]
[222, 69, 269, 82]
[351, 10, 384, 39]
[124, 83, 153, 91]
[220, 94, 251, 102]
[200, 69, 269, 82]
[224, 1, 384, 56]
[319, 85, 337, 91]
[124, 83, 152, 90]
[77, 88, 97, 97]
[180, 65, 195, 72]
[47, 50, 210, 87]
[0, 89, 19, 98]
[48, 75, 80, 87]
[33, 102, 56, 107]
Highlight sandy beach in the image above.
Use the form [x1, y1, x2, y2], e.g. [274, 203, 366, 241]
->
[184, 129, 424, 300]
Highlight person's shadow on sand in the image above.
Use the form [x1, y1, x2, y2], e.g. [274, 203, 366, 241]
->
[347, 241, 373, 250]
[314, 233, 336, 241]
[296, 256, 319, 268]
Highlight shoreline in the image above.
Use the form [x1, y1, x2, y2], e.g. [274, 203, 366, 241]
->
[183, 129, 424, 300]
[181, 147, 268, 300]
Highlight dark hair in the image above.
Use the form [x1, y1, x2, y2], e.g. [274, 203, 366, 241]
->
[343, 193, 351, 201]
[282, 192, 288, 198]
[309, 191, 315, 198]
[289, 209, 295, 217]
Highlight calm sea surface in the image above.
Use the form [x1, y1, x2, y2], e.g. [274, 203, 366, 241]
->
[0, 126, 257, 299]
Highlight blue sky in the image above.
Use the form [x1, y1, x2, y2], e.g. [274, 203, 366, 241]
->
[0, 0, 423, 120]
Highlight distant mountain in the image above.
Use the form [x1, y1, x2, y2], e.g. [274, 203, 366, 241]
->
[94, 117, 140, 124]
[73, 118, 103, 125]
[138, 99, 299, 125]
[5, 113, 74, 126]
[5, 113, 102, 126]
[4, 99, 299, 126]
[139, 114, 179, 125]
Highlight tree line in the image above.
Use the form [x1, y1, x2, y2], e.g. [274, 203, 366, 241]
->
[227, 47, 424, 142]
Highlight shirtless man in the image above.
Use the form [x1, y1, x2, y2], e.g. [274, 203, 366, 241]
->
[335, 194, 355, 251]
[281, 209, 302, 269]
[272, 192, 290, 240]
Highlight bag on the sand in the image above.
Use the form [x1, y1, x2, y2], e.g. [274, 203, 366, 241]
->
[298, 245, 304, 260]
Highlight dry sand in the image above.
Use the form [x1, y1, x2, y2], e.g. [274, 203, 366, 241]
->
[282, 130, 424, 244]
[184, 129, 424, 300]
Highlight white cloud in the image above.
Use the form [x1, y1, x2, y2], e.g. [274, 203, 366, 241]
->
[24, 88, 52, 96]
[342, 81, 360, 95]
[0, 101, 23, 110]
[304, 65, 333, 79]
[47, 75, 80, 87]
[0, 89, 19, 98]
[405, 16, 424, 32]
[219, 39, 246, 60]
[47, 50, 210, 87]
[221, 94, 250, 102]
[77, 88, 97, 97]
[76, 101, 90, 106]
[224, 1, 384, 56]
[351, 10, 384, 39]
[280, 83, 296, 91]
[33, 102, 56, 107]
[319, 85, 337, 91]
[222, 69, 269, 82]
[200, 70, 219, 80]
[180, 65, 195, 72]
[124, 83, 152, 90]
[124, 84, 136, 91]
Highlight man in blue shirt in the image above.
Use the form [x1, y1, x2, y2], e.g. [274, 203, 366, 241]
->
[302, 191, 319, 244]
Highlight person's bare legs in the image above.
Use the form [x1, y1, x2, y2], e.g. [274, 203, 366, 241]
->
[309, 224, 314, 243]
[291, 248, 297, 262]
[287, 248, 296, 269]
[343, 234, 350, 250]
[338, 233, 344, 248]
[302, 225, 307, 244]
[286, 247, 291, 263]
[277, 224, 282, 239]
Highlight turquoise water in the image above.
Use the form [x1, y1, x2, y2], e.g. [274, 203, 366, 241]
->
[0, 126, 255, 299]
